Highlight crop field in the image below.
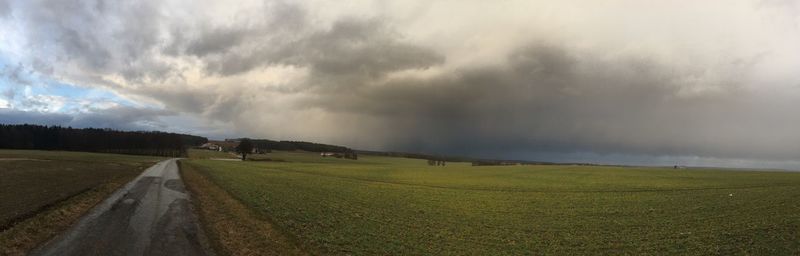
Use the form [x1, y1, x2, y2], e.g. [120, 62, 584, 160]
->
[184, 152, 800, 255]
[0, 150, 163, 255]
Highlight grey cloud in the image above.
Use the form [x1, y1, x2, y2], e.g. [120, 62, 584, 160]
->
[153, 13, 446, 122]
[127, 87, 214, 114]
[12, 0, 167, 82]
[176, 2, 311, 75]
[196, 16, 444, 78]
[8, 0, 444, 98]
[180, 1, 306, 58]
[127, 86, 251, 123]
[174, 17, 446, 126]
[69, 106, 174, 130]
[2, 89, 13, 100]
[0, 0, 9, 17]
[0, 106, 174, 131]
[0, 108, 72, 125]
[1, 63, 32, 86]
[16, 96, 52, 111]
[301, 18, 444, 78]
[20, 0, 111, 69]
[185, 27, 250, 57]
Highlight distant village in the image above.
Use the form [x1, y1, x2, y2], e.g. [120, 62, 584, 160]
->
[197, 139, 358, 159]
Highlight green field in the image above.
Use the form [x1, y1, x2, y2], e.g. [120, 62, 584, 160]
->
[247, 150, 362, 164]
[0, 150, 163, 255]
[187, 148, 239, 159]
[184, 152, 800, 255]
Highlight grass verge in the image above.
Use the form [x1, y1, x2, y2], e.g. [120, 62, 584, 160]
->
[179, 160, 308, 256]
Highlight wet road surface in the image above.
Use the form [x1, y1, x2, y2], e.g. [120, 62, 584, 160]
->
[31, 159, 214, 256]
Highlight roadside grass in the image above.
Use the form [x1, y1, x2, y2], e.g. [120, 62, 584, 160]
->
[179, 160, 307, 256]
[185, 152, 800, 255]
[0, 149, 163, 255]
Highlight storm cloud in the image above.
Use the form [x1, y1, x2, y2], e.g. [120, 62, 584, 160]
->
[308, 43, 800, 161]
[2, 0, 800, 167]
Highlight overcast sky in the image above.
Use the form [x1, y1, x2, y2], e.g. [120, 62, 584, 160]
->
[2, 0, 800, 168]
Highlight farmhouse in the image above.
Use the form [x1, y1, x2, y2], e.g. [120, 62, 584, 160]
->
[199, 143, 222, 151]
[203, 140, 240, 152]
[320, 152, 340, 157]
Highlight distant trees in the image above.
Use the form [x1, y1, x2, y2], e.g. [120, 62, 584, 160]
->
[249, 139, 352, 153]
[361, 150, 468, 163]
[319, 151, 359, 160]
[344, 151, 358, 160]
[471, 160, 516, 166]
[248, 139, 359, 160]
[0, 124, 207, 157]
[236, 138, 254, 160]
[427, 159, 446, 166]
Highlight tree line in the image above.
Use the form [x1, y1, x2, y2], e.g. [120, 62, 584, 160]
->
[427, 159, 446, 166]
[358, 150, 465, 163]
[249, 139, 354, 153]
[238, 139, 358, 160]
[0, 124, 207, 157]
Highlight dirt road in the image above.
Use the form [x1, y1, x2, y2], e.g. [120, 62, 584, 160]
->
[30, 159, 213, 256]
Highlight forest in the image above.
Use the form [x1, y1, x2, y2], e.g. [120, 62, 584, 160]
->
[0, 124, 207, 157]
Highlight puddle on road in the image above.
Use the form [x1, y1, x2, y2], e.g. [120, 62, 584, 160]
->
[163, 179, 186, 193]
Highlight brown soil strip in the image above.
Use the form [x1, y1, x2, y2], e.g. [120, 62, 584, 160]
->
[179, 161, 308, 256]
[0, 187, 92, 232]
[0, 158, 50, 161]
[0, 179, 130, 256]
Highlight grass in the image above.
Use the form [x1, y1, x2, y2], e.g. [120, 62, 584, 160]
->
[247, 151, 364, 164]
[187, 148, 239, 159]
[183, 151, 800, 255]
[0, 149, 163, 255]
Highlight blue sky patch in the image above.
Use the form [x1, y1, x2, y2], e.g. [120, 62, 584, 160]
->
[0, 57, 139, 113]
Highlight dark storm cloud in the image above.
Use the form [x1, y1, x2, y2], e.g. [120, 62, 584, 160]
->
[304, 42, 800, 161]
[0, 107, 174, 131]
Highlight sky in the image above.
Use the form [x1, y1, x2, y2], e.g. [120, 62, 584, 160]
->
[1, 0, 800, 169]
